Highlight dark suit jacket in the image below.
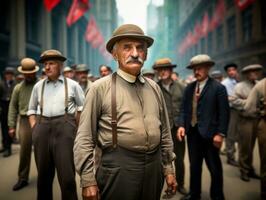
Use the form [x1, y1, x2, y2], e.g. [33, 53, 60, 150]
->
[179, 78, 230, 139]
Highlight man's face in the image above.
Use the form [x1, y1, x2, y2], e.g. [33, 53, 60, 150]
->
[226, 67, 238, 78]
[44, 60, 62, 79]
[112, 38, 147, 76]
[24, 73, 36, 83]
[193, 65, 210, 82]
[76, 71, 88, 83]
[246, 70, 261, 81]
[4, 73, 14, 81]
[64, 71, 75, 79]
[157, 68, 172, 81]
[171, 73, 179, 81]
[100, 66, 111, 77]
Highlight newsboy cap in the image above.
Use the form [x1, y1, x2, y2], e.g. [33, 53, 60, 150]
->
[18, 58, 39, 74]
[75, 64, 89, 72]
[241, 64, 263, 73]
[106, 24, 154, 53]
[153, 58, 177, 69]
[186, 54, 215, 69]
[39, 49, 66, 63]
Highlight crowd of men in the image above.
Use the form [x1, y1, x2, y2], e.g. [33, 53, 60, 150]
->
[0, 24, 265, 200]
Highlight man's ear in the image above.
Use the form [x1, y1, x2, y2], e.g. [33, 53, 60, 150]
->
[112, 51, 118, 61]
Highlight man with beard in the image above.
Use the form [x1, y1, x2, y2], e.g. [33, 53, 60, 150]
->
[74, 24, 176, 200]
[99, 65, 112, 77]
[8, 58, 39, 190]
[75, 64, 92, 93]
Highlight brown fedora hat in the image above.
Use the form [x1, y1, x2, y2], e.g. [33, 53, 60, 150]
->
[186, 54, 215, 69]
[106, 24, 154, 53]
[153, 58, 176, 69]
[17, 58, 39, 74]
[39, 49, 66, 63]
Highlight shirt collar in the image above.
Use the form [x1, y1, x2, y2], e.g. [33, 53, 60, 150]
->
[198, 77, 208, 86]
[47, 74, 64, 83]
[117, 68, 145, 84]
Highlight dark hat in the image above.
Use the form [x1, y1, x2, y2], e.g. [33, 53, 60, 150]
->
[17, 58, 39, 74]
[4, 67, 15, 74]
[153, 58, 176, 69]
[106, 24, 154, 53]
[241, 64, 263, 73]
[75, 64, 89, 72]
[186, 54, 215, 69]
[210, 70, 223, 78]
[39, 49, 66, 63]
[224, 63, 238, 71]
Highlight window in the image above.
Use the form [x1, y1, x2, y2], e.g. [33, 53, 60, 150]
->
[216, 25, 224, 51]
[242, 5, 253, 42]
[227, 16, 236, 48]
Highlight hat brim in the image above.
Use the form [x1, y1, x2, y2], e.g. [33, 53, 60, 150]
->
[106, 34, 154, 53]
[241, 67, 263, 74]
[39, 55, 67, 63]
[153, 64, 177, 69]
[17, 66, 40, 74]
[186, 61, 215, 69]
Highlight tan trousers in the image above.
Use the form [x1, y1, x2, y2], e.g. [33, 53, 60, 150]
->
[238, 117, 258, 174]
[18, 116, 32, 181]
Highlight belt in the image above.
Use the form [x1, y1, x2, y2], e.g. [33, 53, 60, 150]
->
[37, 114, 74, 121]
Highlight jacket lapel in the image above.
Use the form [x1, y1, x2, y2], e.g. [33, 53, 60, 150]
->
[199, 78, 211, 100]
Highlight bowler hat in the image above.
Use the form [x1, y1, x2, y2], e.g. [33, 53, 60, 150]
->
[241, 64, 263, 73]
[4, 67, 15, 74]
[186, 54, 215, 69]
[39, 49, 66, 63]
[106, 24, 154, 53]
[17, 58, 39, 74]
[224, 63, 238, 71]
[153, 58, 176, 69]
[75, 64, 89, 72]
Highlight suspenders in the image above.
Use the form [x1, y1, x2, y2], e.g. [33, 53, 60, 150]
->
[111, 72, 117, 148]
[39, 77, 68, 122]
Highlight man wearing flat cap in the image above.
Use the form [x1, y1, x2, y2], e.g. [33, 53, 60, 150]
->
[222, 63, 240, 166]
[75, 64, 92, 93]
[27, 49, 84, 200]
[74, 24, 176, 200]
[8, 58, 39, 190]
[210, 70, 223, 83]
[244, 70, 266, 199]
[0, 67, 16, 157]
[153, 58, 187, 196]
[177, 54, 230, 200]
[231, 64, 263, 182]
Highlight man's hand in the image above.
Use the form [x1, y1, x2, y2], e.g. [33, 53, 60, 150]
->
[8, 128, 16, 138]
[213, 134, 224, 149]
[177, 127, 185, 141]
[82, 185, 99, 200]
[165, 174, 177, 196]
[29, 115, 36, 129]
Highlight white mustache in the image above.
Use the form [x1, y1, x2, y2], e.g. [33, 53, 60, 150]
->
[126, 57, 144, 64]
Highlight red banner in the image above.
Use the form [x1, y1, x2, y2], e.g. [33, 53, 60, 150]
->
[201, 12, 209, 37]
[234, 0, 255, 11]
[66, 0, 90, 27]
[43, 0, 61, 11]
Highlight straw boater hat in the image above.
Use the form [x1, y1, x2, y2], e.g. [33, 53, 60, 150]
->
[186, 54, 215, 69]
[17, 58, 39, 74]
[39, 49, 66, 63]
[241, 64, 263, 73]
[106, 24, 154, 53]
[153, 58, 176, 69]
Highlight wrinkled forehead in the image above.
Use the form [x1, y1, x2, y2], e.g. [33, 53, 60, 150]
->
[116, 38, 147, 47]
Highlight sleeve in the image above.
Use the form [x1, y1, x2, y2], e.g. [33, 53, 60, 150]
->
[157, 85, 175, 176]
[231, 84, 246, 110]
[217, 84, 230, 136]
[73, 85, 101, 187]
[244, 85, 260, 115]
[27, 84, 39, 116]
[74, 83, 85, 112]
[8, 84, 20, 128]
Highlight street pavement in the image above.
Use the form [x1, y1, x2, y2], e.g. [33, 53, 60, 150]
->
[0, 143, 261, 200]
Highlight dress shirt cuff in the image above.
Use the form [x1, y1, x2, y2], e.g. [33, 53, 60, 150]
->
[77, 106, 83, 112]
[27, 110, 36, 116]
[80, 172, 97, 188]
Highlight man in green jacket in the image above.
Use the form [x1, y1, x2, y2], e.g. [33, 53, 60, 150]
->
[153, 58, 187, 197]
[8, 58, 39, 190]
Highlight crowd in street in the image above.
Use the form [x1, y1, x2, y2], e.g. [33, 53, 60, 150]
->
[0, 24, 265, 200]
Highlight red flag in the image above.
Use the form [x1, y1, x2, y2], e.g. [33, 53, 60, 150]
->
[43, 0, 61, 11]
[234, 0, 255, 10]
[91, 33, 104, 48]
[201, 13, 209, 37]
[85, 16, 99, 42]
[66, 0, 90, 27]
[209, 0, 225, 31]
